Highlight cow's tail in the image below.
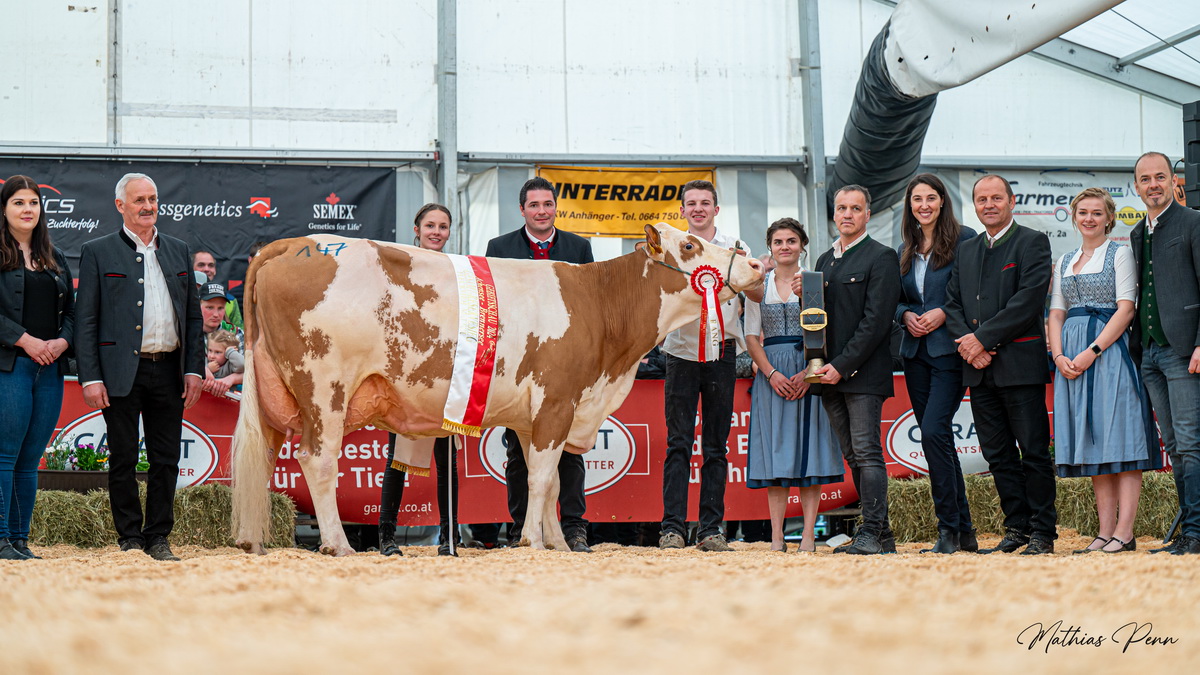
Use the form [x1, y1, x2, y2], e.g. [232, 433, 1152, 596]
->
[231, 251, 279, 554]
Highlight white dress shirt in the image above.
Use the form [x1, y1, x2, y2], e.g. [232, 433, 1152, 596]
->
[125, 225, 181, 353]
[662, 228, 751, 361]
[832, 231, 869, 259]
[984, 219, 1014, 248]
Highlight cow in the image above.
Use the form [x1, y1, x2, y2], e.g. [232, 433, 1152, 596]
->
[231, 223, 763, 555]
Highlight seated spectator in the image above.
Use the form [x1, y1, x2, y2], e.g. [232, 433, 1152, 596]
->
[199, 283, 243, 397]
[206, 329, 244, 379]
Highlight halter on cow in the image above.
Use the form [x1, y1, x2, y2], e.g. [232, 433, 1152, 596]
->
[231, 223, 763, 555]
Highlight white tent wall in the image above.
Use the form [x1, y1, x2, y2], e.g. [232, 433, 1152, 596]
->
[116, 0, 438, 150]
[3, 4, 109, 144]
[456, 0, 804, 156]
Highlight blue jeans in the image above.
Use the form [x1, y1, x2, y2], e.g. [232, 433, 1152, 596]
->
[1141, 342, 1200, 538]
[821, 391, 890, 536]
[662, 348, 736, 540]
[0, 356, 64, 539]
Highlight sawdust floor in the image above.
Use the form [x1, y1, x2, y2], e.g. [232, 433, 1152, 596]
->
[1, 529, 1195, 674]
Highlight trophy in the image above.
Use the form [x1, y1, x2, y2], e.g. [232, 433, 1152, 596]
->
[797, 270, 828, 384]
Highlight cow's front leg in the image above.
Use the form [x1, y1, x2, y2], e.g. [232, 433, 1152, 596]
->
[523, 438, 566, 551]
[296, 433, 355, 557]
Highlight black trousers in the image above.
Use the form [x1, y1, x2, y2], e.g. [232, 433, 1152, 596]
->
[969, 374, 1057, 539]
[380, 434, 457, 539]
[101, 355, 184, 546]
[903, 341, 973, 533]
[505, 429, 589, 542]
[661, 347, 736, 540]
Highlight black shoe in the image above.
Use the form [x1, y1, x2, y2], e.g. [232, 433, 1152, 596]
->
[1073, 537, 1110, 555]
[1149, 535, 1180, 554]
[437, 543, 459, 557]
[1019, 537, 1054, 555]
[379, 523, 402, 557]
[145, 539, 180, 562]
[1103, 537, 1136, 553]
[1169, 535, 1200, 555]
[0, 538, 31, 561]
[566, 535, 593, 553]
[119, 539, 145, 552]
[980, 529, 1030, 554]
[879, 530, 897, 554]
[9, 539, 40, 559]
[845, 531, 883, 555]
[920, 529, 960, 554]
[959, 528, 979, 553]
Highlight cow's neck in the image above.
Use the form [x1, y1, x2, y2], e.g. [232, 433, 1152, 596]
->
[563, 252, 704, 375]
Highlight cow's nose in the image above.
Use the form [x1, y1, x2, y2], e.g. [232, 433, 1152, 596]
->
[746, 257, 764, 275]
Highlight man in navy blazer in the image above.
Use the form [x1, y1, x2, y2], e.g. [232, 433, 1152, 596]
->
[807, 185, 901, 555]
[945, 174, 1055, 555]
[76, 173, 203, 561]
[1129, 151, 1200, 555]
[485, 177, 594, 552]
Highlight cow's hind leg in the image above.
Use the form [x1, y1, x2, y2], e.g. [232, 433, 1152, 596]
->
[296, 425, 355, 557]
[522, 435, 568, 551]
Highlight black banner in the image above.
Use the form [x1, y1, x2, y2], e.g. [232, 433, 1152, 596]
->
[0, 159, 396, 299]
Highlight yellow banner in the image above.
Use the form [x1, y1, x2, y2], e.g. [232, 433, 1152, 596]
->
[536, 165, 716, 238]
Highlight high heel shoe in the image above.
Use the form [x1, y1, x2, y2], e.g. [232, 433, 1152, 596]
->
[770, 543, 788, 553]
[1072, 537, 1110, 554]
[1103, 537, 1136, 553]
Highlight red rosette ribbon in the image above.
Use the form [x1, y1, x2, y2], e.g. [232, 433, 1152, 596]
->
[689, 265, 726, 362]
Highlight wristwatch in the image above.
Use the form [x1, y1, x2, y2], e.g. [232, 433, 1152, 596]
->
[1089, 343, 1102, 355]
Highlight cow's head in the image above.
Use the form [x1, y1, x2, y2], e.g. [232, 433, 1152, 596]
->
[643, 223, 763, 301]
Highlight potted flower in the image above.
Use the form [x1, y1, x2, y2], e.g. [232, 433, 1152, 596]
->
[39, 433, 150, 493]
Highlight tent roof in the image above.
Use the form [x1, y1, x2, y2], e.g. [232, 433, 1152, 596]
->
[1062, 0, 1200, 89]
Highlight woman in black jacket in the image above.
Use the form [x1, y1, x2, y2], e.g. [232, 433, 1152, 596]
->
[0, 176, 74, 560]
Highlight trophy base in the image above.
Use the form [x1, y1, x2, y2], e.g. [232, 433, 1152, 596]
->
[803, 358, 826, 384]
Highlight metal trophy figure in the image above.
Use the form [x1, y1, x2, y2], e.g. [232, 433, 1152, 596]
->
[798, 270, 828, 383]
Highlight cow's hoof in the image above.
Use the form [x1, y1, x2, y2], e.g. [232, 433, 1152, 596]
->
[236, 540, 265, 555]
[320, 544, 355, 557]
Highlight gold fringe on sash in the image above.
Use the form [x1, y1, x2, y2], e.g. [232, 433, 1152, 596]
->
[390, 460, 431, 477]
[442, 419, 482, 437]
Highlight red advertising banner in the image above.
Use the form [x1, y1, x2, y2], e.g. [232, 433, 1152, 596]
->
[50, 378, 1058, 526]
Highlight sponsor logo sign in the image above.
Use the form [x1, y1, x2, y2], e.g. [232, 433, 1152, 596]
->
[248, 197, 278, 218]
[308, 191, 364, 232]
[884, 399, 991, 476]
[56, 410, 220, 488]
[478, 416, 639, 495]
[536, 165, 716, 237]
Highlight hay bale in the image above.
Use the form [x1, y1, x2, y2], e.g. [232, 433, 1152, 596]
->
[31, 483, 296, 549]
[887, 471, 1179, 542]
[28, 489, 112, 547]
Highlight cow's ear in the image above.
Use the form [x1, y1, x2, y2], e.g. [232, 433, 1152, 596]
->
[644, 224, 663, 256]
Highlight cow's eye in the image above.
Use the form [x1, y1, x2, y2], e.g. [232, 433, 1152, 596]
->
[684, 243, 694, 251]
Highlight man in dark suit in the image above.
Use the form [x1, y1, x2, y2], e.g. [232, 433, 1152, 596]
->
[807, 185, 901, 555]
[1129, 151, 1200, 555]
[76, 173, 204, 561]
[485, 176, 594, 552]
[945, 174, 1055, 555]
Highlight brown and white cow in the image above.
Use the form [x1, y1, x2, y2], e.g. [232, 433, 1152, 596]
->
[231, 223, 762, 555]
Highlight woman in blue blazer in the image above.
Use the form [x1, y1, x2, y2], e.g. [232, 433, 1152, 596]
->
[896, 174, 977, 554]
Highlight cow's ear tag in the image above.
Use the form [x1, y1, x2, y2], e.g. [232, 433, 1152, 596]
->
[644, 224, 663, 255]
